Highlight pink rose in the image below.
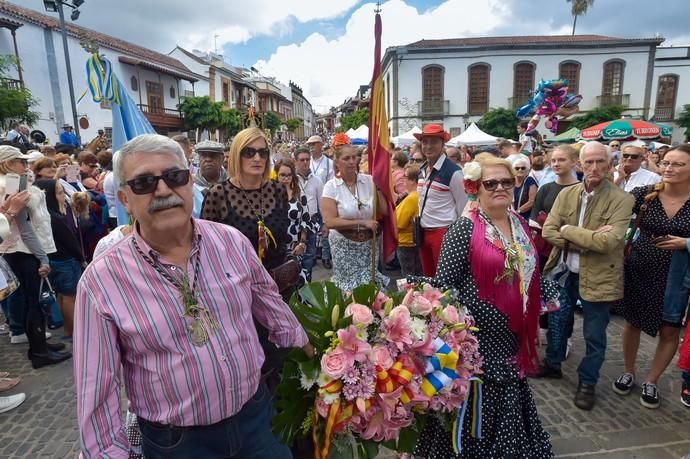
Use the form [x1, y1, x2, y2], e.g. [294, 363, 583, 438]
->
[389, 305, 411, 323]
[321, 349, 350, 379]
[401, 289, 415, 307]
[411, 296, 433, 316]
[345, 303, 374, 326]
[443, 305, 460, 324]
[370, 345, 394, 370]
[421, 283, 443, 302]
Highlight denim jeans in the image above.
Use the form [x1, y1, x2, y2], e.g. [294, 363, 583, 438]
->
[139, 383, 291, 459]
[545, 273, 611, 386]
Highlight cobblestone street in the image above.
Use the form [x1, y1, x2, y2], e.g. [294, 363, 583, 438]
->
[0, 265, 688, 458]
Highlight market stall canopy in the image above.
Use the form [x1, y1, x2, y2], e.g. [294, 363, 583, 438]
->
[345, 128, 356, 137]
[547, 126, 580, 143]
[350, 125, 369, 144]
[580, 119, 664, 141]
[446, 123, 498, 146]
[391, 126, 422, 147]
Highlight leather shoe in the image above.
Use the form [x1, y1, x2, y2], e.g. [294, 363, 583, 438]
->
[322, 259, 332, 269]
[574, 382, 596, 410]
[30, 350, 72, 369]
[533, 359, 563, 379]
[46, 341, 66, 351]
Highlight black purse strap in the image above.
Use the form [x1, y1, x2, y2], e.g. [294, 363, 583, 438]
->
[418, 167, 438, 223]
[624, 186, 654, 254]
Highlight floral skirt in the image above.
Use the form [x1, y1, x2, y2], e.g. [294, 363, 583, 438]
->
[328, 231, 389, 292]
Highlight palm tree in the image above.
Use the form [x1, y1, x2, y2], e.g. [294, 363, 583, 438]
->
[567, 0, 595, 35]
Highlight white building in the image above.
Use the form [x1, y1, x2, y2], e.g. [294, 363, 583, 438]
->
[0, 1, 202, 144]
[381, 34, 689, 141]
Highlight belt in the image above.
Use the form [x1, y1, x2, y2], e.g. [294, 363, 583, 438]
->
[339, 228, 373, 242]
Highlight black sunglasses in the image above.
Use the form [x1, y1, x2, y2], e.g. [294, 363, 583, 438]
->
[240, 147, 270, 160]
[514, 166, 527, 171]
[411, 158, 425, 163]
[481, 178, 515, 191]
[126, 169, 190, 195]
[622, 154, 641, 160]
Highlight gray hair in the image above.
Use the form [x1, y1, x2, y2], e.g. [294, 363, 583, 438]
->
[512, 156, 531, 172]
[579, 141, 612, 162]
[620, 141, 645, 154]
[113, 134, 188, 188]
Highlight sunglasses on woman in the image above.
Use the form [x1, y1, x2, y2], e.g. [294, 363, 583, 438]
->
[240, 147, 270, 159]
[514, 166, 527, 171]
[481, 178, 515, 191]
[126, 169, 190, 195]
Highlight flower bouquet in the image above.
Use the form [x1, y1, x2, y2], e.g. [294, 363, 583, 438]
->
[273, 281, 483, 458]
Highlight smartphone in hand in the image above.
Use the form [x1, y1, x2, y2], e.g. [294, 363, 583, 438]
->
[4, 173, 20, 196]
[18, 174, 28, 191]
[66, 165, 80, 183]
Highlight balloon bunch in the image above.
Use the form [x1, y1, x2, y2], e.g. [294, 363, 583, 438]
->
[516, 79, 582, 134]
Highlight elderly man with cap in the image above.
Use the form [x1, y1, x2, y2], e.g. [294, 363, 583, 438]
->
[59, 124, 80, 149]
[415, 124, 467, 276]
[307, 134, 334, 269]
[192, 140, 228, 218]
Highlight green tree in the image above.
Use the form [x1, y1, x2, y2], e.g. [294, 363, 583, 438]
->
[477, 108, 519, 140]
[0, 55, 39, 131]
[285, 117, 302, 133]
[220, 108, 241, 139]
[677, 104, 690, 140]
[338, 108, 369, 132]
[567, 0, 595, 35]
[570, 105, 625, 129]
[263, 111, 282, 135]
[177, 96, 241, 140]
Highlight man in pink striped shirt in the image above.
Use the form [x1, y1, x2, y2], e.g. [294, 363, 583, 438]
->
[74, 134, 311, 458]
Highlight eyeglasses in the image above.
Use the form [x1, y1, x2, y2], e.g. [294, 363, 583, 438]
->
[610, 144, 620, 148]
[622, 154, 641, 160]
[659, 161, 687, 169]
[296, 157, 310, 162]
[240, 147, 270, 160]
[514, 166, 527, 171]
[411, 158, 425, 163]
[87, 163, 98, 168]
[278, 173, 293, 179]
[481, 178, 515, 191]
[126, 169, 190, 195]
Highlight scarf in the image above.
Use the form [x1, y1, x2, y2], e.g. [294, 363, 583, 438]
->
[194, 167, 228, 190]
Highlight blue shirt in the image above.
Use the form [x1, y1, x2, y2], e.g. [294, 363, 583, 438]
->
[59, 131, 80, 148]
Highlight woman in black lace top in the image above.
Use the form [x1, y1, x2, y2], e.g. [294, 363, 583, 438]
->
[201, 127, 289, 272]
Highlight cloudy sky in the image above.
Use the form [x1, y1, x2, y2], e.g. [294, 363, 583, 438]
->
[23, 0, 690, 113]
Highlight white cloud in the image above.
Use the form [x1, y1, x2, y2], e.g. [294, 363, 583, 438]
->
[255, 0, 511, 112]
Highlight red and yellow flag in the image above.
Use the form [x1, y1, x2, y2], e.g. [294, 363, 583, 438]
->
[367, 11, 397, 261]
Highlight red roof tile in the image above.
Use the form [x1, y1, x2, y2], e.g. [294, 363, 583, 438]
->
[0, 0, 200, 81]
[406, 35, 664, 48]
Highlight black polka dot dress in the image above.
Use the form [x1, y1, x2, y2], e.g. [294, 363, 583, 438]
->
[617, 185, 690, 337]
[412, 217, 554, 459]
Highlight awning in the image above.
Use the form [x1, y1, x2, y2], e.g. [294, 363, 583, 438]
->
[118, 56, 199, 82]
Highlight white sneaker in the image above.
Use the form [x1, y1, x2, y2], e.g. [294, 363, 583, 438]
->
[9, 332, 50, 344]
[0, 393, 26, 413]
[565, 338, 573, 360]
[10, 334, 27, 344]
[0, 324, 8, 335]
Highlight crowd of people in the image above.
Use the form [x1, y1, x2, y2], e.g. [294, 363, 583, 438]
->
[0, 118, 688, 459]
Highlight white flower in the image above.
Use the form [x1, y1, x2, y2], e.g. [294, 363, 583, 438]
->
[463, 161, 482, 181]
[321, 392, 340, 404]
[300, 372, 317, 390]
[410, 317, 427, 341]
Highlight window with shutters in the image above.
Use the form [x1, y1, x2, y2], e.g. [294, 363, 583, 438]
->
[602, 60, 625, 96]
[421, 65, 444, 116]
[654, 74, 678, 121]
[468, 63, 490, 115]
[513, 62, 535, 108]
[559, 61, 580, 94]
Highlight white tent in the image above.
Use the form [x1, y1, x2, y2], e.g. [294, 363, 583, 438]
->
[350, 124, 369, 140]
[345, 128, 356, 137]
[446, 123, 498, 147]
[391, 126, 422, 147]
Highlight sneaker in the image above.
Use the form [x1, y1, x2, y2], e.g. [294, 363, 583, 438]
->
[0, 393, 26, 413]
[574, 382, 596, 410]
[640, 382, 660, 409]
[681, 382, 690, 408]
[10, 334, 27, 344]
[612, 372, 635, 395]
[565, 338, 572, 360]
[0, 324, 8, 336]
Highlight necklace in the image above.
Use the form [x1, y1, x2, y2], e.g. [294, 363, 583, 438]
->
[481, 210, 522, 286]
[131, 236, 217, 346]
[343, 175, 364, 211]
[236, 180, 276, 260]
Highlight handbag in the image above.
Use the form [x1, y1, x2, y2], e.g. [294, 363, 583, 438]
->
[413, 169, 437, 247]
[38, 277, 57, 316]
[270, 258, 301, 293]
[624, 195, 652, 261]
[0, 256, 18, 301]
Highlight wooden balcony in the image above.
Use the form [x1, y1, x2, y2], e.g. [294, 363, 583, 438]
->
[596, 94, 630, 107]
[653, 107, 674, 122]
[417, 99, 449, 118]
[0, 78, 22, 90]
[138, 104, 183, 129]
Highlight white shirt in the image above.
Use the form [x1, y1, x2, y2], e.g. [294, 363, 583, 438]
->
[102, 171, 117, 218]
[322, 174, 375, 227]
[565, 189, 593, 274]
[310, 154, 334, 185]
[614, 167, 661, 193]
[298, 172, 324, 216]
[519, 133, 533, 153]
[417, 155, 467, 229]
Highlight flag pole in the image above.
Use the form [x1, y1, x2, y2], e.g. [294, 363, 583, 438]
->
[370, 1, 382, 286]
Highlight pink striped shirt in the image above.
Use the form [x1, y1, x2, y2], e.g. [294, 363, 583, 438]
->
[74, 219, 307, 458]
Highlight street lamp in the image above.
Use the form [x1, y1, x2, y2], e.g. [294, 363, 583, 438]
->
[43, 0, 85, 145]
[462, 113, 470, 129]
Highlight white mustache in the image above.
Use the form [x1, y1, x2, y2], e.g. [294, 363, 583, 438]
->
[148, 196, 184, 213]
